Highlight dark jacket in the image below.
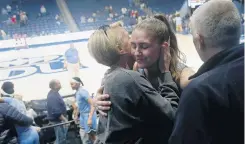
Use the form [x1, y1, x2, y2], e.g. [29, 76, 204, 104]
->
[169, 44, 244, 144]
[96, 67, 179, 144]
[47, 90, 67, 122]
[0, 103, 33, 144]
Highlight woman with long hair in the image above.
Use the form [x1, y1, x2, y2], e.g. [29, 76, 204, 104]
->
[88, 24, 179, 143]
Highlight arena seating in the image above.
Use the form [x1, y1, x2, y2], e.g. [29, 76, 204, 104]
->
[66, 0, 144, 30]
[0, 0, 68, 38]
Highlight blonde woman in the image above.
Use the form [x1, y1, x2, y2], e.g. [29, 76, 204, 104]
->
[88, 25, 179, 143]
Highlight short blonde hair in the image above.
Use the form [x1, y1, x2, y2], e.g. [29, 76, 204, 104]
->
[88, 26, 126, 67]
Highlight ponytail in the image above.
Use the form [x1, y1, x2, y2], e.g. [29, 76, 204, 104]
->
[154, 14, 186, 80]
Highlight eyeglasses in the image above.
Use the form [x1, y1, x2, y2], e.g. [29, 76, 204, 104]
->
[98, 25, 110, 36]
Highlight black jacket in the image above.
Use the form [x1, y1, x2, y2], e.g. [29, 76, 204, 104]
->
[169, 44, 244, 144]
[0, 103, 33, 144]
[96, 67, 179, 144]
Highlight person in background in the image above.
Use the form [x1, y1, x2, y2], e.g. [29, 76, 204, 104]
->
[47, 79, 68, 144]
[0, 81, 40, 144]
[169, 1, 244, 144]
[40, 5, 47, 16]
[71, 77, 97, 144]
[6, 5, 11, 14]
[64, 43, 84, 78]
[0, 102, 34, 144]
[11, 15, 17, 24]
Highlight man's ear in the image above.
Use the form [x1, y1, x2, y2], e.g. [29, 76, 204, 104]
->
[196, 33, 205, 50]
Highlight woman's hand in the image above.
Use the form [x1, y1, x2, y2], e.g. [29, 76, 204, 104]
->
[158, 42, 171, 73]
[93, 86, 111, 116]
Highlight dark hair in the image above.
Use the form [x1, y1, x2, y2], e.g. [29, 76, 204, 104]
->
[134, 14, 186, 80]
[1, 81, 14, 94]
[72, 77, 84, 86]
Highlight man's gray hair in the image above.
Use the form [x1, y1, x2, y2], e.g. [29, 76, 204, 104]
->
[49, 79, 58, 90]
[190, 0, 241, 49]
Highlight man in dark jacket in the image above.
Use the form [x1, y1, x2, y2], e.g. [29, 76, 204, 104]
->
[47, 79, 67, 144]
[169, 1, 244, 144]
[0, 103, 33, 144]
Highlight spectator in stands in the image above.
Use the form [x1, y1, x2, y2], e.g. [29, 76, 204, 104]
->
[47, 79, 68, 144]
[81, 16, 86, 23]
[169, 1, 243, 144]
[140, 3, 146, 10]
[0, 82, 40, 144]
[109, 5, 113, 13]
[55, 14, 61, 25]
[20, 12, 28, 26]
[92, 13, 96, 17]
[0, 102, 33, 144]
[64, 43, 83, 78]
[88, 24, 179, 144]
[11, 15, 17, 24]
[2, 8, 7, 15]
[71, 77, 97, 144]
[0, 29, 7, 40]
[40, 5, 47, 16]
[121, 7, 127, 16]
[6, 5, 11, 14]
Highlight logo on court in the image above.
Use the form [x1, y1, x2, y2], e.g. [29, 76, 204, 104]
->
[0, 55, 87, 81]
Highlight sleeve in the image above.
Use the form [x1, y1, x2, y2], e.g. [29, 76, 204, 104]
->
[134, 73, 179, 121]
[3, 103, 33, 126]
[169, 84, 208, 144]
[78, 89, 90, 101]
[158, 72, 179, 110]
[2, 97, 12, 103]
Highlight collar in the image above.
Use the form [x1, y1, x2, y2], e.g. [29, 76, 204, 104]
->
[189, 44, 244, 79]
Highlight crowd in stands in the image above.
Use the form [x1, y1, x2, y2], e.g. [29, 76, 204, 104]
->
[0, 0, 244, 144]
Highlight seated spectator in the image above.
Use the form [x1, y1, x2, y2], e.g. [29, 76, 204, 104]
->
[0, 30, 7, 40]
[6, 5, 11, 14]
[20, 12, 28, 26]
[87, 17, 94, 23]
[0, 102, 33, 144]
[1, 82, 40, 144]
[11, 15, 17, 24]
[47, 79, 68, 144]
[40, 5, 47, 16]
[81, 16, 86, 23]
[109, 5, 113, 13]
[140, 3, 146, 9]
[121, 7, 127, 15]
[109, 13, 114, 19]
[2, 8, 7, 15]
[92, 13, 96, 17]
[55, 14, 61, 25]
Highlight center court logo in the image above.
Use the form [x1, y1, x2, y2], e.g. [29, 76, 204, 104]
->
[0, 55, 87, 81]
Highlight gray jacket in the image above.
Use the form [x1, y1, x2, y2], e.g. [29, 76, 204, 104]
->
[96, 67, 179, 144]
